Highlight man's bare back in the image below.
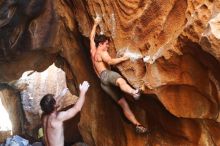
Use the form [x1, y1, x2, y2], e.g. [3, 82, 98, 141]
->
[43, 113, 64, 146]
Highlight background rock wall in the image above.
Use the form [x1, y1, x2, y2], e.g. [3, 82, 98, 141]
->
[0, 84, 23, 142]
[14, 64, 79, 138]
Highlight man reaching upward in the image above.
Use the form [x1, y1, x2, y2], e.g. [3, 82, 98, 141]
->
[40, 81, 90, 146]
[90, 17, 147, 134]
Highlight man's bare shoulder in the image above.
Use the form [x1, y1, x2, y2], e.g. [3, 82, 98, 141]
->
[47, 115, 62, 128]
[100, 50, 110, 57]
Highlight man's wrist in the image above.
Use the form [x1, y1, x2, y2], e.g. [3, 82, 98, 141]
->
[79, 92, 86, 97]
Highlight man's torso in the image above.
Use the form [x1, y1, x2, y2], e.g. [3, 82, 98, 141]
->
[92, 50, 109, 76]
[43, 114, 64, 146]
[91, 47, 122, 102]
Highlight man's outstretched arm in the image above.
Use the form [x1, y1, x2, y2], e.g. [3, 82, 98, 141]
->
[90, 16, 101, 55]
[57, 81, 90, 121]
[101, 51, 129, 65]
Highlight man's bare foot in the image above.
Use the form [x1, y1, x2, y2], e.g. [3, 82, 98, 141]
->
[132, 89, 141, 100]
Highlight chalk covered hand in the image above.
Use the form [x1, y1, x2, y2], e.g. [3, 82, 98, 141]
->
[79, 81, 90, 94]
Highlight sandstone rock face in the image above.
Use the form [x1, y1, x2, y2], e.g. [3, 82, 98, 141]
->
[0, 0, 220, 145]
[0, 84, 23, 142]
[14, 64, 81, 143]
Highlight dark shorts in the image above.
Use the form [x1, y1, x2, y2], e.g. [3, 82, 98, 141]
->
[100, 70, 123, 102]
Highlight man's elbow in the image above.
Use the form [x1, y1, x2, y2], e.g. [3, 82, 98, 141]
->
[77, 107, 83, 112]
[107, 60, 114, 65]
[74, 105, 82, 113]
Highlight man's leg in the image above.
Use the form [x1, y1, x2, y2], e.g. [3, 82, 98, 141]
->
[118, 98, 147, 133]
[117, 97, 140, 125]
[116, 78, 140, 99]
[100, 83, 147, 134]
[101, 82, 139, 123]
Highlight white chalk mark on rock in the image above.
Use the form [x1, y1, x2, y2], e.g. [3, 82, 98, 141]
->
[119, 47, 143, 61]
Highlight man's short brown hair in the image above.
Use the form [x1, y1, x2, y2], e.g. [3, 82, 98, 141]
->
[40, 94, 56, 114]
[94, 34, 110, 48]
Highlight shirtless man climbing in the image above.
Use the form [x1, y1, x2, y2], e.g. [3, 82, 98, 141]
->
[90, 17, 147, 133]
[40, 81, 90, 146]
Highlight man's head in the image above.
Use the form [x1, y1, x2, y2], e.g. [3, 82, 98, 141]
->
[94, 34, 110, 49]
[40, 94, 56, 114]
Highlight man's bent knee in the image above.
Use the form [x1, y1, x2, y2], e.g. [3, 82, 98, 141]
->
[117, 97, 126, 105]
[116, 78, 127, 86]
[117, 98, 129, 109]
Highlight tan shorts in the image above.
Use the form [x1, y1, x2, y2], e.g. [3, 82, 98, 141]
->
[100, 70, 122, 102]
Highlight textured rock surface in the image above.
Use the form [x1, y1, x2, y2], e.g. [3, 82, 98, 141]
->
[0, 84, 23, 143]
[13, 64, 82, 143]
[0, 0, 220, 145]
